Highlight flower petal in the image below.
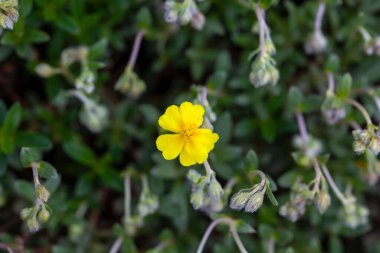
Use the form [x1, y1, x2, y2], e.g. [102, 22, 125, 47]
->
[179, 102, 204, 128]
[156, 134, 185, 160]
[179, 129, 219, 166]
[158, 105, 183, 133]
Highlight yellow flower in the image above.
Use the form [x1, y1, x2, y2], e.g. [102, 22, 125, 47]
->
[156, 101, 219, 166]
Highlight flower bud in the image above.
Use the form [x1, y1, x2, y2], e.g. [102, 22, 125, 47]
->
[38, 208, 50, 223]
[190, 9, 205, 30]
[208, 174, 224, 203]
[369, 137, 380, 155]
[187, 169, 202, 184]
[190, 188, 205, 210]
[79, 103, 109, 133]
[304, 30, 327, 55]
[37, 184, 50, 202]
[26, 216, 40, 233]
[353, 140, 366, 155]
[20, 207, 33, 220]
[244, 190, 264, 213]
[35, 63, 59, 78]
[315, 191, 331, 214]
[230, 191, 251, 211]
[115, 68, 146, 98]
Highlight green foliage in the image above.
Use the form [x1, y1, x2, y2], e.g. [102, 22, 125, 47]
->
[0, 0, 380, 252]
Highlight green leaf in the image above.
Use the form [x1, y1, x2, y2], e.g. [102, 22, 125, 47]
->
[235, 219, 256, 234]
[325, 54, 340, 73]
[55, 15, 80, 34]
[336, 73, 352, 99]
[287, 86, 304, 112]
[19, 0, 33, 16]
[15, 132, 52, 150]
[62, 140, 97, 167]
[245, 149, 258, 171]
[25, 29, 50, 43]
[0, 103, 22, 154]
[20, 147, 40, 168]
[214, 112, 232, 144]
[14, 180, 35, 202]
[265, 180, 278, 206]
[38, 161, 58, 179]
[259, 0, 274, 9]
[137, 7, 152, 30]
[89, 39, 108, 60]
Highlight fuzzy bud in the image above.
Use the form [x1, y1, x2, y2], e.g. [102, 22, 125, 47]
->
[304, 30, 327, 55]
[369, 137, 380, 155]
[20, 207, 33, 220]
[26, 216, 40, 233]
[230, 191, 251, 211]
[208, 174, 224, 203]
[79, 103, 109, 133]
[315, 191, 331, 214]
[37, 184, 50, 202]
[38, 208, 50, 223]
[244, 190, 264, 213]
[35, 63, 59, 78]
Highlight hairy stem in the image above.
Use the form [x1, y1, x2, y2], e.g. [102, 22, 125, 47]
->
[124, 173, 132, 227]
[203, 160, 214, 179]
[109, 237, 123, 253]
[196, 218, 248, 253]
[314, 2, 326, 32]
[127, 30, 145, 70]
[320, 164, 347, 205]
[295, 111, 309, 150]
[254, 4, 267, 56]
[32, 162, 43, 209]
[200, 86, 208, 107]
[358, 27, 371, 42]
[346, 98, 373, 126]
[326, 72, 335, 94]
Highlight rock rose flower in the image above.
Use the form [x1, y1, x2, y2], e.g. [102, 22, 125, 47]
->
[156, 101, 219, 166]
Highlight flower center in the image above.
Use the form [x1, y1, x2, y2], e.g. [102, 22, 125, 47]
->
[182, 125, 196, 142]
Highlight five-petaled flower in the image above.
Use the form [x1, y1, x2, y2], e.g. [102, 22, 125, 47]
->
[156, 102, 219, 166]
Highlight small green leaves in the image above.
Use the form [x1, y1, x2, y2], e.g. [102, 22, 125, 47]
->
[38, 161, 58, 180]
[258, 0, 274, 9]
[287, 86, 303, 113]
[245, 149, 258, 171]
[0, 102, 22, 154]
[336, 73, 352, 99]
[325, 54, 340, 73]
[265, 180, 278, 206]
[235, 219, 256, 234]
[20, 147, 39, 168]
[63, 140, 97, 167]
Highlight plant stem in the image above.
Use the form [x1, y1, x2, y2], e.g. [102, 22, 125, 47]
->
[358, 27, 371, 42]
[124, 173, 132, 227]
[196, 218, 248, 253]
[127, 30, 145, 70]
[314, 2, 326, 32]
[295, 111, 309, 150]
[326, 72, 335, 94]
[203, 160, 214, 179]
[254, 4, 267, 56]
[109, 237, 123, 253]
[200, 86, 207, 107]
[320, 164, 347, 205]
[346, 98, 373, 126]
[32, 162, 43, 209]
[0, 243, 15, 253]
[268, 238, 275, 253]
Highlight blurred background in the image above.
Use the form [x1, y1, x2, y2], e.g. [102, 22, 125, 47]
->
[0, 0, 380, 252]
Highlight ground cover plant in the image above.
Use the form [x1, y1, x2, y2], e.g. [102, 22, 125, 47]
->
[0, 0, 380, 252]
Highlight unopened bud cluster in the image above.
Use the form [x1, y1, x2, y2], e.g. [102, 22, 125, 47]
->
[187, 169, 224, 214]
[352, 125, 380, 156]
[164, 0, 205, 30]
[0, 0, 18, 30]
[341, 195, 369, 229]
[230, 184, 265, 213]
[115, 67, 146, 98]
[364, 37, 380, 56]
[79, 101, 109, 133]
[137, 177, 159, 218]
[250, 38, 279, 87]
